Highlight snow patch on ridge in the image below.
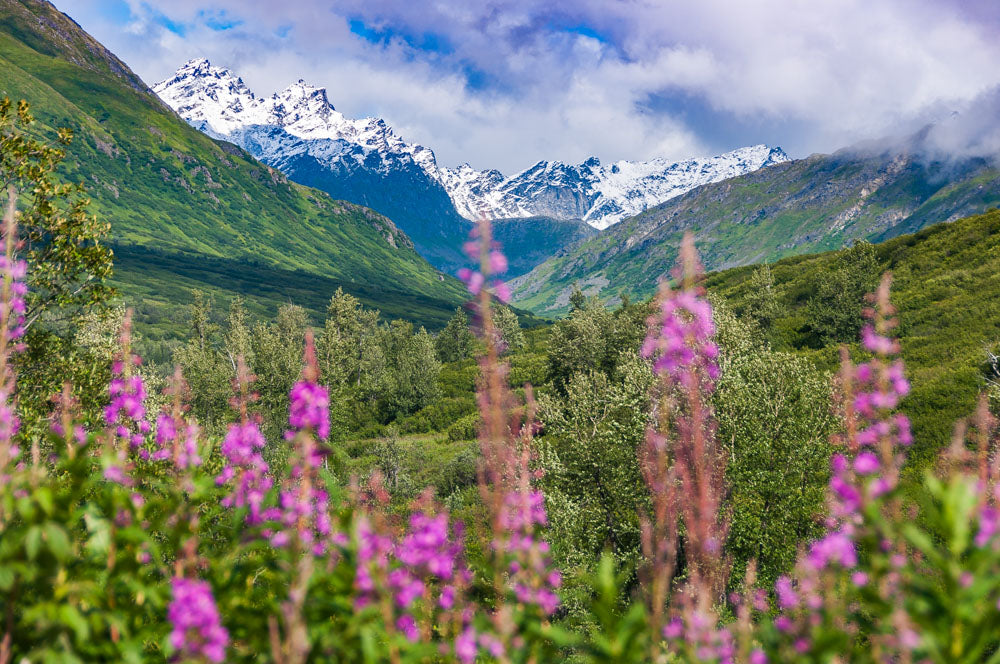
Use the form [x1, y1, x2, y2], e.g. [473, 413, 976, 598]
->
[155, 58, 789, 229]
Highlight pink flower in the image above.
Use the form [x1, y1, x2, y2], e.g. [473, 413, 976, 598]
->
[488, 250, 508, 274]
[167, 577, 228, 663]
[853, 451, 880, 475]
[288, 380, 330, 440]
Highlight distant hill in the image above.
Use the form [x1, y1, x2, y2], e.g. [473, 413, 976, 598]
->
[706, 208, 1000, 469]
[0, 0, 469, 340]
[511, 139, 1000, 314]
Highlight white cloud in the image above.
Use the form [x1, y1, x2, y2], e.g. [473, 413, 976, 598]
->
[53, 0, 1000, 172]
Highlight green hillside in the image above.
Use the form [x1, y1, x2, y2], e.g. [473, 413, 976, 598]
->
[512, 145, 1000, 315]
[0, 0, 468, 338]
[706, 208, 1000, 470]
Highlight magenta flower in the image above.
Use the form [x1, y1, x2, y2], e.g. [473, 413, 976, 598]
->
[105, 373, 149, 450]
[458, 223, 511, 304]
[153, 413, 201, 468]
[494, 489, 561, 615]
[641, 288, 719, 385]
[167, 577, 229, 663]
[288, 380, 330, 440]
[455, 627, 478, 663]
[217, 421, 273, 525]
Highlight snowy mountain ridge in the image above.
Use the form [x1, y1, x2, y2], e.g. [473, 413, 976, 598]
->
[154, 58, 788, 229]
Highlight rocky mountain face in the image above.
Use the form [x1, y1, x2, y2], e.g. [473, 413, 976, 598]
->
[509, 141, 1000, 314]
[154, 59, 787, 269]
[437, 146, 789, 229]
[153, 58, 468, 268]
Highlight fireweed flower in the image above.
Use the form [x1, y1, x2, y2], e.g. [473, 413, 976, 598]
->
[287, 380, 330, 442]
[353, 507, 476, 656]
[217, 358, 274, 526]
[153, 412, 202, 468]
[496, 488, 561, 615]
[810, 276, 911, 572]
[354, 514, 394, 609]
[0, 211, 26, 476]
[641, 288, 719, 386]
[104, 313, 150, 454]
[167, 577, 229, 663]
[662, 607, 736, 664]
[640, 236, 733, 662]
[271, 332, 332, 555]
[216, 420, 273, 525]
[767, 274, 917, 660]
[392, 512, 472, 642]
[458, 223, 511, 303]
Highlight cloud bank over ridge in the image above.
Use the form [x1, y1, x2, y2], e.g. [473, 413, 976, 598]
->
[56, 0, 1000, 172]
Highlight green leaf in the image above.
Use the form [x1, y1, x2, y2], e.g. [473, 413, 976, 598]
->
[25, 525, 43, 560]
[0, 566, 15, 590]
[58, 604, 90, 642]
[34, 486, 55, 515]
[43, 522, 72, 561]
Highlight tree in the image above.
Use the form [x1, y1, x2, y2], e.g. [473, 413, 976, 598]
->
[491, 304, 525, 356]
[744, 263, 781, 331]
[224, 296, 253, 370]
[547, 296, 648, 391]
[0, 98, 113, 328]
[713, 301, 835, 589]
[435, 307, 475, 363]
[538, 356, 654, 623]
[809, 241, 880, 344]
[174, 292, 231, 432]
[250, 304, 310, 442]
[379, 320, 440, 421]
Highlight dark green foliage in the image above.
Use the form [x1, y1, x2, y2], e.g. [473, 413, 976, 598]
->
[0, 97, 113, 328]
[435, 308, 476, 363]
[434, 442, 479, 497]
[742, 264, 780, 333]
[538, 359, 653, 623]
[704, 208, 1000, 470]
[173, 289, 446, 441]
[372, 426, 406, 491]
[714, 305, 834, 589]
[807, 240, 880, 344]
[377, 320, 441, 422]
[547, 296, 649, 392]
[492, 304, 526, 356]
[446, 413, 479, 442]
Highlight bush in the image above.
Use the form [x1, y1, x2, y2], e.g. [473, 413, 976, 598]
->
[447, 413, 480, 442]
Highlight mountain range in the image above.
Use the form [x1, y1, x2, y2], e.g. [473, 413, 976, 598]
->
[4, 0, 1000, 337]
[510, 137, 1000, 313]
[153, 58, 788, 270]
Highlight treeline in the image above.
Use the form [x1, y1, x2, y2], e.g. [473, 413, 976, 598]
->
[164, 289, 528, 444]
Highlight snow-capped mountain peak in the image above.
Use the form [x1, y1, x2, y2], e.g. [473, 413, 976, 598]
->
[154, 59, 789, 229]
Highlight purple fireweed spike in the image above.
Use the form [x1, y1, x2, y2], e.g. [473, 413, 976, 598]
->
[168, 576, 229, 663]
[0, 184, 26, 480]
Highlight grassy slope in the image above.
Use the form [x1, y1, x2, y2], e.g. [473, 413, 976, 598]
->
[705, 208, 1000, 471]
[0, 0, 468, 337]
[512, 149, 1000, 315]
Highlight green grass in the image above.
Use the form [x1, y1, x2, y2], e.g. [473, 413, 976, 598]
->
[0, 0, 467, 336]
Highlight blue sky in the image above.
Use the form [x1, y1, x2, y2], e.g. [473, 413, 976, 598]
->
[55, 0, 1000, 173]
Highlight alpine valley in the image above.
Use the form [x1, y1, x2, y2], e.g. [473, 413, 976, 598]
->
[153, 58, 788, 273]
